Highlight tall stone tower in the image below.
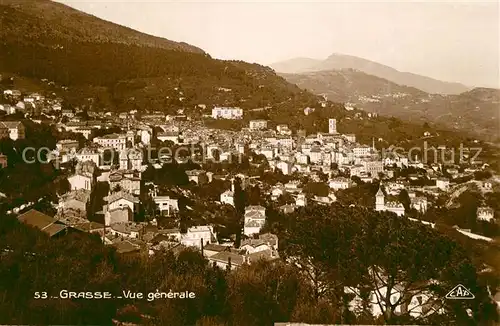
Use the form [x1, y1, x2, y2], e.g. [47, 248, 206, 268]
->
[375, 185, 385, 211]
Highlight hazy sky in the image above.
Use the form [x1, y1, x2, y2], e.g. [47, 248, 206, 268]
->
[59, 0, 499, 88]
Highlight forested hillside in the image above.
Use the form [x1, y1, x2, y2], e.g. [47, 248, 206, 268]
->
[1, 205, 498, 325]
[0, 0, 320, 115]
[0, 0, 204, 53]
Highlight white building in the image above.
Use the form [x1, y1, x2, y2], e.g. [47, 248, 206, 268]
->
[375, 186, 405, 217]
[119, 149, 143, 171]
[284, 181, 301, 193]
[186, 170, 208, 185]
[93, 133, 127, 151]
[105, 207, 133, 226]
[477, 207, 494, 222]
[212, 107, 243, 119]
[249, 120, 267, 130]
[383, 153, 409, 168]
[0, 104, 16, 115]
[328, 177, 353, 190]
[109, 170, 141, 195]
[140, 130, 151, 145]
[304, 107, 315, 115]
[275, 160, 293, 175]
[0, 121, 25, 140]
[364, 160, 384, 177]
[157, 131, 179, 144]
[295, 152, 309, 165]
[103, 191, 140, 218]
[67, 161, 97, 192]
[260, 147, 275, 161]
[75, 128, 93, 140]
[271, 184, 285, 200]
[276, 124, 292, 135]
[436, 178, 450, 191]
[353, 145, 372, 157]
[295, 193, 307, 207]
[153, 196, 179, 216]
[411, 196, 428, 214]
[345, 280, 443, 319]
[56, 139, 79, 153]
[76, 148, 101, 166]
[244, 206, 266, 236]
[181, 226, 217, 249]
[220, 190, 235, 206]
[344, 134, 356, 143]
[328, 118, 337, 134]
[309, 147, 322, 164]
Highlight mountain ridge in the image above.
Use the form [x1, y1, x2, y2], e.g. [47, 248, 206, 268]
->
[279, 68, 499, 141]
[271, 53, 470, 95]
[1, 0, 205, 54]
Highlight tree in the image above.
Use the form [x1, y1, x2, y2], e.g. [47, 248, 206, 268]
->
[233, 177, 245, 247]
[246, 185, 263, 205]
[278, 204, 498, 324]
[227, 260, 322, 326]
[398, 189, 411, 211]
[303, 182, 329, 197]
[142, 163, 155, 183]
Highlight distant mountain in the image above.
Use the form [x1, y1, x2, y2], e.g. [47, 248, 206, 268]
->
[280, 69, 500, 140]
[271, 53, 470, 95]
[280, 69, 427, 102]
[269, 58, 324, 74]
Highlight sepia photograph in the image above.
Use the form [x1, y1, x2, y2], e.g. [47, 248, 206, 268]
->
[0, 0, 499, 325]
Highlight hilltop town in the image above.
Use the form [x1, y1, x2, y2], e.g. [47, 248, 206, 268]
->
[0, 82, 499, 324]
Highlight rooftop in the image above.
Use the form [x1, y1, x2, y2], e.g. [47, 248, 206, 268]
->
[97, 133, 126, 140]
[110, 222, 143, 234]
[204, 243, 229, 252]
[187, 225, 213, 233]
[61, 189, 91, 203]
[72, 222, 105, 232]
[17, 209, 67, 237]
[112, 240, 140, 254]
[0, 121, 22, 129]
[104, 191, 140, 204]
[208, 251, 245, 266]
[245, 210, 266, 220]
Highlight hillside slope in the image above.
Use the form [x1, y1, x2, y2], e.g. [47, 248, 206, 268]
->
[281, 69, 500, 141]
[269, 57, 324, 74]
[0, 0, 320, 114]
[281, 68, 427, 102]
[271, 53, 470, 95]
[0, 0, 204, 53]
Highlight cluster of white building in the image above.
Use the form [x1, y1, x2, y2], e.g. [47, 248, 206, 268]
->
[212, 107, 243, 119]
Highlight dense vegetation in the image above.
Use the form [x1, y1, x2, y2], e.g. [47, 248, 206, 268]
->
[0, 0, 204, 53]
[1, 204, 498, 325]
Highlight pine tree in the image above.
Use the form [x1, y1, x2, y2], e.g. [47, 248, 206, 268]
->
[233, 177, 245, 247]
